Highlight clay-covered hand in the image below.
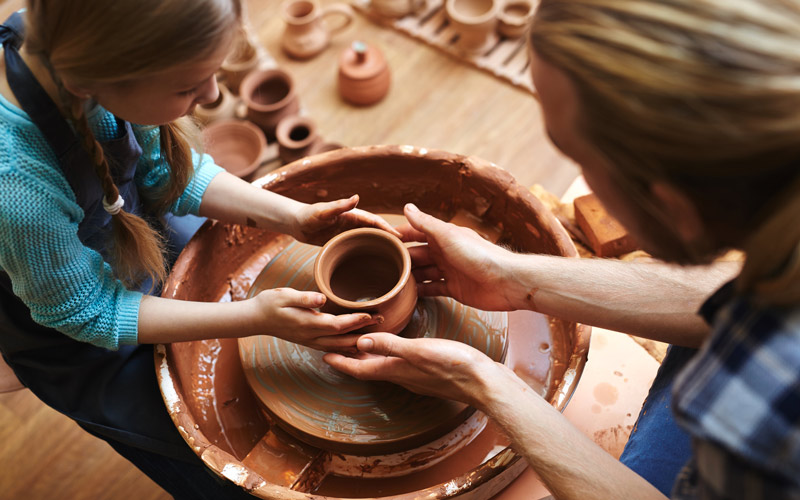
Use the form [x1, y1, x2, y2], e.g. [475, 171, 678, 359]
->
[291, 194, 401, 245]
[323, 332, 513, 408]
[251, 288, 380, 352]
[398, 203, 520, 311]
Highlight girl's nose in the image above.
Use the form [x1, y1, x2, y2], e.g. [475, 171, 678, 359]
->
[194, 75, 220, 106]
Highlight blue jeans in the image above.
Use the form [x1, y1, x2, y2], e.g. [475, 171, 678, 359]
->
[619, 345, 696, 496]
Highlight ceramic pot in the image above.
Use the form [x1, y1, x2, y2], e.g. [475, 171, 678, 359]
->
[445, 0, 499, 54]
[276, 115, 323, 164]
[281, 0, 354, 60]
[338, 41, 391, 106]
[314, 228, 417, 334]
[497, 0, 534, 38]
[220, 27, 262, 95]
[193, 82, 239, 126]
[239, 69, 300, 141]
[370, 0, 426, 18]
[202, 119, 268, 180]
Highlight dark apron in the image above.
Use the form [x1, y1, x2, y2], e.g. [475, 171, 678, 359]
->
[0, 12, 201, 463]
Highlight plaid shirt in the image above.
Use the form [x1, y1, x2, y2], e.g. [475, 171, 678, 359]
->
[671, 281, 800, 499]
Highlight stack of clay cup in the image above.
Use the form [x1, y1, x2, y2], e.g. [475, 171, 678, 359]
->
[440, 0, 536, 54]
[198, 23, 343, 181]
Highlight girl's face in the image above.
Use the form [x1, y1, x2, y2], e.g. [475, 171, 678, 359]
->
[81, 39, 233, 126]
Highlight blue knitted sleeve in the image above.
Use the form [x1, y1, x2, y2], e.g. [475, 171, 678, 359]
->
[132, 125, 224, 215]
[0, 159, 141, 350]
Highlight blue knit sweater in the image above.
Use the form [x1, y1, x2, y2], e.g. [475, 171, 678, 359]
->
[0, 92, 223, 350]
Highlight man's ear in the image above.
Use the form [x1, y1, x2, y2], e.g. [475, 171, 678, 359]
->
[650, 181, 705, 244]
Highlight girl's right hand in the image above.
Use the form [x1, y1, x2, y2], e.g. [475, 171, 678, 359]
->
[249, 288, 380, 352]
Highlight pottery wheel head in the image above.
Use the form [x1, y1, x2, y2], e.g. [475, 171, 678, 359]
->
[238, 240, 508, 455]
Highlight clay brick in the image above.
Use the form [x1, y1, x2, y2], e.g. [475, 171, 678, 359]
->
[573, 193, 638, 257]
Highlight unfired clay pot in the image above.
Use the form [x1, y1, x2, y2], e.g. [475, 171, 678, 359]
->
[275, 115, 323, 164]
[370, 0, 426, 18]
[445, 0, 499, 54]
[220, 27, 262, 95]
[239, 69, 300, 141]
[281, 0, 354, 60]
[156, 146, 591, 499]
[338, 41, 391, 106]
[315, 228, 416, 334]
[202, 119, 268, 180]
[194, 82, 239, 126]
[497, 0, 534, 39]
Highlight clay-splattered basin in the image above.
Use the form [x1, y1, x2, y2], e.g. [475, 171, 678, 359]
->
[156, 145, 591, 499]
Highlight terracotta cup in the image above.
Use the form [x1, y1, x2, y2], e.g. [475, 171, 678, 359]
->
[238, 69, 300, 141]
[338, 41, 391, 106]
[314, 228, 417, 334]
[370, 0, 426, 18]
[281, 0, 354, 60]
[193, 82, 239, 126]
[220, 27, 261, 95]
[445, 0, 499, 54]
[275, 115, 323, 164]
[497, 0, 535, 38]
[202, 119, 268, 181]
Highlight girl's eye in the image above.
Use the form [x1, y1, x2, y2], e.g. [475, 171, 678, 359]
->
[178, 87, 198, 96]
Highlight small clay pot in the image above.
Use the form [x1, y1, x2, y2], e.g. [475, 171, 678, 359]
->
[275, 115, 323, 164]
[239, 69, 300, 141]
[193, 82, 239, 126]
[281, 0, 354, 60]
[314, 228, 417, 334]
[497, 0, 534, 39]
[202, 119, 268, 180]
[370, 0, 426, 18]
[338, 41, 391, 106]
[220, 27, 262, 95]
[445, 0, 499, 54]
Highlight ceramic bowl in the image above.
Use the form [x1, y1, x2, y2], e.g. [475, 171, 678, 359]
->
[202, 119, 267, 180]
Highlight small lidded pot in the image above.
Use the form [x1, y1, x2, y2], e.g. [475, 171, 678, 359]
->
[338, 41, 391, 106]
[314, 228, 417, 334]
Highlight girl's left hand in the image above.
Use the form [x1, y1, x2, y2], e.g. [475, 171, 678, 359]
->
[291, 195, 401, 245]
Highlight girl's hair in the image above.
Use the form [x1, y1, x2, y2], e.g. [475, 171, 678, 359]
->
[24, 0, 241, 287]
[530, 0, 800, 306]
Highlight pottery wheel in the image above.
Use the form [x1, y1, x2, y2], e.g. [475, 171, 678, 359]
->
[238, 239, 508, 455]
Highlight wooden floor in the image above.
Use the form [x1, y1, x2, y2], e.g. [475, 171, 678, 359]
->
[0, 0, 579, 498]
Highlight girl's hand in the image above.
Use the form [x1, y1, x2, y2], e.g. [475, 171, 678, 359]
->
[397, 204, 521, 311]
[250, 288, 381, 352]
[323, 332, 512, 409]
[291, 195, 401, 245]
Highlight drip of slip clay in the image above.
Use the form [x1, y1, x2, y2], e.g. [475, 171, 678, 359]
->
[156, 145, 590, 499]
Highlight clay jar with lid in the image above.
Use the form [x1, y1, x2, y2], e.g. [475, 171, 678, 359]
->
[314, 228, 417, 334]
[193, 82, 239, 126]
[281, 0, 354, 60]
[497, 0, 535, 39]
[338, 41, 391, 106]
[239, 69, 300, 141]
[445, 0, 499, 54]
[275, 115, 323, 165]
[202, 119, 268, 181]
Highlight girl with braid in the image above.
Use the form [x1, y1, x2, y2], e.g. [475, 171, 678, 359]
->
[0, 1, 396, 497]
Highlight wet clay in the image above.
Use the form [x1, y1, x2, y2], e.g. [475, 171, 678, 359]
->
[157, 146, 590, 499]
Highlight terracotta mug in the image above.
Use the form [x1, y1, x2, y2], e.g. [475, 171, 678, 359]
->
[193, 82, 239, 126]
[370, 0, 426, 18]
[238, 69, 300, 141]
[275, 115, 323, 164]
[202, 119, 268, 181]
[314, 228, 417, 334]
[220, 27, 261, 95]
[281, 0, 354, 60]
[497, 0, 535, 38]
[445, 0, 499, 54]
